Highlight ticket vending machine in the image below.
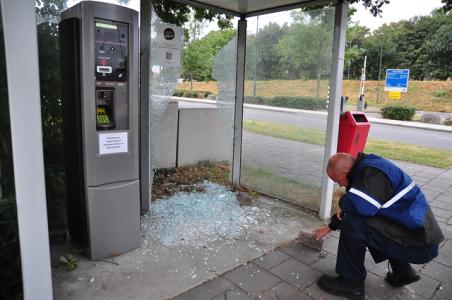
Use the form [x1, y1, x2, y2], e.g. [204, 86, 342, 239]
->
[60, 2, 140, 260]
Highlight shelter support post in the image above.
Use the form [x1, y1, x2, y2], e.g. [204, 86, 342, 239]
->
[232, 18, 247, 185]
[319, 0, 348, 220]
[140, 0, 151, 211]
[0, 0, 53, 298]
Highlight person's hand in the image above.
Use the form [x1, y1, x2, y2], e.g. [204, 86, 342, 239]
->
[336, 207, 343, 220]
[315, 225, 332, 240]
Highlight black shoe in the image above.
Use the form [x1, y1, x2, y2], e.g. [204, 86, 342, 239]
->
[317, 274, 365, 300]
[385, 268, 420, 287]
[385, 260, 421, 287]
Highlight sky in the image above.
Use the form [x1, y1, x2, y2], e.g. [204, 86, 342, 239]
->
[206, 0, 444, 35]
[351, 0, 443, 31]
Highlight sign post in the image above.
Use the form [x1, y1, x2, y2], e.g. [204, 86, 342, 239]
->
[385, 69, 410, 92]
[385, 69, 409, 102]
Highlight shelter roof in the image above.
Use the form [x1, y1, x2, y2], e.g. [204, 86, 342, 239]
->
[174, 0, 332, 17]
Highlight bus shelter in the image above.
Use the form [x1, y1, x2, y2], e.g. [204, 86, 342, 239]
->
[0, 0, 347, 298]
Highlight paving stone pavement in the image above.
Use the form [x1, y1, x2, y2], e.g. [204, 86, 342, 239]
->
[242, 132, 326, 188]
[174, 132, 452, 300]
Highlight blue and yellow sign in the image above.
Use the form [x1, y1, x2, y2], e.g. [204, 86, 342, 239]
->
[385, 69, 410, 92]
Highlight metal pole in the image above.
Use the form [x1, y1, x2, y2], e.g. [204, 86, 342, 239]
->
[252, 16, 258, 97]
[376, 36, 384, 104]
[347, 40, 351, 80]
[319, 0, 348, 220]
[0, 0, 53, 298]
[357, 55, 366, 111]
[139, 0, 151, 212]
[232, 18, 247, 185]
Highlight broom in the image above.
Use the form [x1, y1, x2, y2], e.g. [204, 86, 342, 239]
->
[296, 229, 324, 251]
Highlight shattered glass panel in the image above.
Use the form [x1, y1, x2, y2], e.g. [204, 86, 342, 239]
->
[142, 181, 273, 251]
[240, 7, 335, 211]
[149, 10, 182, 185]
[212, 36, 237, 165]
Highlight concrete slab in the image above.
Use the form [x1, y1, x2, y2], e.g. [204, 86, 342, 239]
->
[311, 253, 337, 274]
[364, 272, 418, 299]
[223, 263, 280, 295]
[211, 288, 252, 300]
[259, 281, 306, 300]
[432, 207, 452, 220]
[420, 261, 452, 282]
[185, 277, 235, 299]
[432, 283, 452, 300]
[270, 258, 321, 289]
[303, 281, 346, 300]
[279, 242, 323, 265]
[254, 250, 291, 270]
[52, 195, 322, 300]
[409, 274, 440, 299]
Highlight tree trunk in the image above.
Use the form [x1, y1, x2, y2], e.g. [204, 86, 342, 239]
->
[190, 74, 193, 91]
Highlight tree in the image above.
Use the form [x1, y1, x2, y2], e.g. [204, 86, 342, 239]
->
[182, 29, 236, 83]
[152, 0, 452, 27]
[425, 22, 452, 79]
[245, 22, 289, 81]
[344, 23, 368, 79]
[346, 8, 452, 81]
[151, 0, 233, 29]
[277, 9, 334, 96]
[442, 0, 452, 12]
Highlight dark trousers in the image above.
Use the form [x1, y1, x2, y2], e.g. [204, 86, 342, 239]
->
[336, 214, 439, 281]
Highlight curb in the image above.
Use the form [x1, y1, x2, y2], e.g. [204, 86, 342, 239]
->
[172, 97, 452, 133]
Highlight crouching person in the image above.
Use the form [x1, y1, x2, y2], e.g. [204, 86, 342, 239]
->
[315, 152, 444, 300]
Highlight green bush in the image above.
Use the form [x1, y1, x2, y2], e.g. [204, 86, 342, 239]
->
[244, 96, 266, 104]
[380, 104, 416, 121]
[172, 89, 184, 97]
[434, 89, 446, 98]
[245, 95, 327, 110]
[172, 89, 213, 99]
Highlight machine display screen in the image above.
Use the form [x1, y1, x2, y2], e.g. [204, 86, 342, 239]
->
[95, 19, 128, 81]
[96, 22, 117, 30]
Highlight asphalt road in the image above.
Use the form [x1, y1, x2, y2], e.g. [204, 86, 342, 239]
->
[178, 101, 452, 151]
[244, 109, 452, 151]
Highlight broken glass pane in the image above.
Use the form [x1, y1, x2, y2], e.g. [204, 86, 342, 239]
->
[212, 36, 237, 169]
[241, 7, 335, 210]
[149, 9, 182, 187]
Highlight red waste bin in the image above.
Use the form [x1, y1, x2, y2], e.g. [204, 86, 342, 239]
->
[337, 111, 370, 158]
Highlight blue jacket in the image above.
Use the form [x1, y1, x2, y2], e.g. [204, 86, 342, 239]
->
[339, 153, 443, 246]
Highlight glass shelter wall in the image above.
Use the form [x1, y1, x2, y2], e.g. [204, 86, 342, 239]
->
[240, 7, 335, 210]
[148, 10, 181, 184]
[0, 4, 23, 298]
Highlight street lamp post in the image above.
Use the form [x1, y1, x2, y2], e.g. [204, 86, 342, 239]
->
[376, 34, 384, 104]
[357, 55, 367, 111]
[252, 16, 259, 97]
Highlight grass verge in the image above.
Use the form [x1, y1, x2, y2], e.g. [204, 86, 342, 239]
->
[241, 165, 321, 211]
[243, 119, 452, 169]
[177, 80, 452, 112]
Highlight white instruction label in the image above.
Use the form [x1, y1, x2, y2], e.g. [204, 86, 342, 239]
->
[99, 132, 128, 155]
